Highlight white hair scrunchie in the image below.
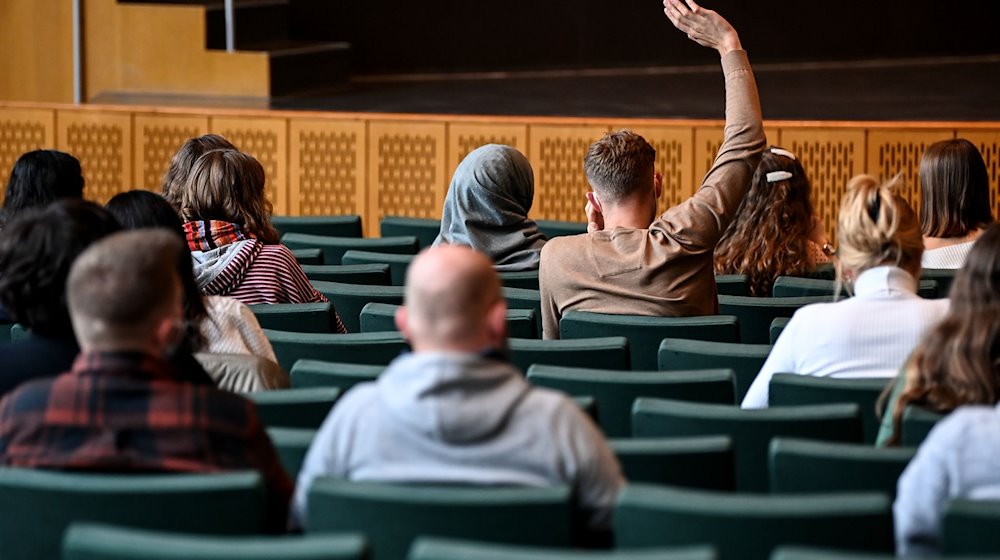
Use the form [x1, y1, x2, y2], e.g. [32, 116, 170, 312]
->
[766, 170, 793, 183]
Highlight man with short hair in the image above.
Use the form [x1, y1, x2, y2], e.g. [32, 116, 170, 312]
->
[539, 0, 766, 339]
[0, 230, 292, 531]
[293, 245, 624, 532]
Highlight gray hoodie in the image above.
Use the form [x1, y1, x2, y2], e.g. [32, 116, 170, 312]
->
[293, 351, 624, 530]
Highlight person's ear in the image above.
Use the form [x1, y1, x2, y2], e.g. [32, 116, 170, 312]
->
[486, 299, 507, 345]
[154, 316, 183, 356]
[653, 172, 663, 199]
[395, 306, 411, 340]
[586, 191, 603, 214]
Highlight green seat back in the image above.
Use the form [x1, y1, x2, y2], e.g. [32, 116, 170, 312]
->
[509, 337, 629, 372]
[718, 295, 832, 344]
[282, 233, 418, 265]
[769, 318, 790, 344]
[526, 365, 736, 437]
[942, 499, 1000, 556]
[301, 263, 391, 285]
[498, 270, 540, 290]
[535, 220, 586, 239]
[10, 323, 28, 342]
[291, 248, 325, 265]
[632, 398, 862, 491]
[715, 275, 750, 296]
[307, 479, 572, 560]
[246, 387, 342, 429]
[921, 268, 956, 298]
[0, 321, 14, 343]
[770, 546, 901, 560]
[503, 287, 542, 334]
[900, 405, 945, 447]
[0, 469, 265, 560]
[772, 276, 939, 299]
[380, 216, 441, 249]
[614, 484, 893, 560]
[768, 438, 915, 495]
[63, 523, 367, 560]
[342, 250, 415, 286]
[559, 311, 740, 371]
[272, 215, 363, 239]
[311, 281, 405, 332]
[768, 374, 890, 444]
[264, 330, 408, 371]
[266, 427, 316, 480]
[248, 302, 338, 333]
[409, 536, 716, 560]
[658, 338, 771, 401]
[573, 395, 599, 424]
[360, 302, 538, 339]
[290, 360, 384, 390]
[610, 436, 735, 490]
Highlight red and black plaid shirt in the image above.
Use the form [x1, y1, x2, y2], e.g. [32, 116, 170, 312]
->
[0, 351, 293, 531]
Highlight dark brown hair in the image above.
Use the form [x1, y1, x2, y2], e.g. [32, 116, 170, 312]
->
[161, 134, 237, 208]
[583, 130, 656, 202]
[919, 138, 993, 238]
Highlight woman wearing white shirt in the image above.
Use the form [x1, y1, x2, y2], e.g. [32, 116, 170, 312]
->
[742, 174, 949, 409]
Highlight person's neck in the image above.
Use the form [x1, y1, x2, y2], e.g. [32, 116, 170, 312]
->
[80, 341, 163, 357]
[924, 229, 982, 250]
[601, 199, 655, 231]
[409, 338, 494, 355]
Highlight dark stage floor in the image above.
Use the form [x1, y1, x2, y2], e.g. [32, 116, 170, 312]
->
[93, 55, 1000, 121]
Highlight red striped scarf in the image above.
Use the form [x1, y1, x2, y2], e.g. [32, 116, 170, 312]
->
[183, 220, 255, 252]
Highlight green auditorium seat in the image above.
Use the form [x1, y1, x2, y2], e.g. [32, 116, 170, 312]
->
[942, 499, 1000, 556]
[768, 374, 890, 444]
[658, 338, 771, 401]
[301, 263, 391, 285]
[0, 320, 14, 343]
[409, 536, 717, 560]
[771, 546, 904, 560]
[503, 287, 542, 334]
[272, 215, 363, 238]
[341, 250, 415, 286]
[307, 479, 572, 560]
[498, 270, 540, 290]
[900, 406, 945, 447]
[559, 311, 740, 371]
[380, 216, 441, 249]
[772, 276, 939, 299]
[246, 387, 342, 429]
[311, 281, 405, 332]
[360, 302, 538, 339]
[9, 323, 27, 342]
[536, 220, 587, 239]
[921, 268, 956, 298]
[62, 523, 367, 560]
[282, 233, 418, 265]
[614, 484, 893, 560]
[573, 395, 599, 424]
[264, 330, 408, 371]
[291, 248, 325, 265]
[768, 438, 915, 495]
[266, 427, 315, 480]
[715, 274, 750, 296]
[609, 436, 735, 490]
[0, 469, 265, 560]
[770, 318, 789, 344]
[526, 365, 736, 437]
[290, 360, 384, 390]
[631, 399, 862, 491]
[509, 337, 629, 372]
[248, 302, 340, 333]
[718, 295, 832, 344]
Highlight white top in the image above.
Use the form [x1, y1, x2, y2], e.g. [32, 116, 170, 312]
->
[741, 266, 949, 409]
[199, 296, 277, 363]
[921, 240, 976, 269]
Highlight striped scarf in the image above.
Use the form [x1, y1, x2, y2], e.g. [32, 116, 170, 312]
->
[183, 220, 254, 252]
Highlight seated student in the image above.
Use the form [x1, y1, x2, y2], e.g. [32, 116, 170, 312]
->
[161, 133, 236, 204]
[0, 200, 120, 394]
[919, 138, 994, 269]
[539, 0, 765, 339]
[0, 149, 85, 227]
[741, 175, 950, 409]
[876, 223, 1000, 446]
[293, 245, 624, 534]
[434, 144, 547, 271]
[714, 147, 834, 296]
[0, 230, 292, 531]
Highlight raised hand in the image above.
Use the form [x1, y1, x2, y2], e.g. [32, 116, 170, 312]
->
[663, 0, 742, 55]
[585, 191, 605, 233]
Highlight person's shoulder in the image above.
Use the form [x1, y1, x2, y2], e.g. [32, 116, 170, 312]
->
[256, 243, 300, 264]
[540, 234, 589, 264]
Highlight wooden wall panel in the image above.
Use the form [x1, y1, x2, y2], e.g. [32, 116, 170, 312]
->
[0, 2, 74, 103]
[866, 130, 956, 213]
[527, 124, 608, 222]
[211, 116, 289, 216]
[56, 110, 133, 204]
[625, 126, 695, 214]
[367, 121, 447, 229]
[446, 122, 529, 187]
[134, 114, 209, 191]
[289, 119, 367, 227]
[959, 131, 1000, 220]
[0, 108, 57, 201]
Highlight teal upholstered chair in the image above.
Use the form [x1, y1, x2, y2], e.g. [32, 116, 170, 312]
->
[535, 220, 586, 239]
[266, 427, 316, 480]
[360, 302, 538, 339]
[264, 330, 408, 371]
[509, 337, 629, 372]
[291, 248, 325, 265]
[498, 270, 540, 290]
[658, 338, 771, 401]
[246, 387, 342, 429]
[768, 374, 890, 444]
[768, 438, 915, 495]
[717, 295, 832, 345]
[409, 536, 716, 560]
[380, 216, 441, 249]
[272, 215, 363, 238]
[248, 302, 340, 333]
[341, 250, 415, 285]
[715, 275, 750, 296]
[900, 405, 945, 447]
[942, 499, 1000, 555]
[290, 360, 383, 391]
[301, 263, 391, 285]
[610, 436, 735, 490]
[310, 281, 405, 332]
[282, 233, 418, 265]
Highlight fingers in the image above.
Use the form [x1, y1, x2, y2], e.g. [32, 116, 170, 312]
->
[683, 0, 702, 14]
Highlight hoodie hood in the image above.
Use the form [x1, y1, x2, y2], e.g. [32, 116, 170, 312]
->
[190, 239, 260, 296]
[376, 351, 531, 443]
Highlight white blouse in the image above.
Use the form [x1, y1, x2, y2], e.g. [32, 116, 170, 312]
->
[921, 240, 976, 270]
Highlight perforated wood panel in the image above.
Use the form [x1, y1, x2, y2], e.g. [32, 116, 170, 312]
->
[56, 110, 132, 203]
[447, 122, 528, 188]
[779, 128, 866, 239]
[134, 114, 208, 191]
[958, 131, 1000, 220]
[866, 130, 956, 214]
[528, 124, 608, 221]
[211, 117, 288, 215]
[367, 122, 447, 228]
[621, 126, 694, 213]
[0, 108, 56, 202]
[289, 119, 366, 223]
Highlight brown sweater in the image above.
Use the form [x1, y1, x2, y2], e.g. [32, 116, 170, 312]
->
[539, 50, 766, 339]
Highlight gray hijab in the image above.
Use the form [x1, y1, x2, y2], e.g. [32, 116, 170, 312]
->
[434, 144, 547, 271]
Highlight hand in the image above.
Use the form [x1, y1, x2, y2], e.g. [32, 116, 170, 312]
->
[585, 192, 604, 233]
[663, 0, 742, 55]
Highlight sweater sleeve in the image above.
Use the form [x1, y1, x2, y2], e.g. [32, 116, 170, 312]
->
[538, 245, 562, 340]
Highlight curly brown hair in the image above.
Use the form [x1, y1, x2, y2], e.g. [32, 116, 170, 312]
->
[161, 134, 237, 208]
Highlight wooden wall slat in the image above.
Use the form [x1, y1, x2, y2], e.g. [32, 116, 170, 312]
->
[134, 114, 209, 192]
[210, 116, 289, 216]
[0, 108, 57, 202]
[958, 131, 1000, 221]
[289, 119, 367, 229]
[527, 124, 609, 222]
[56, 110, 133, 204]
[367, 121, 447, 231]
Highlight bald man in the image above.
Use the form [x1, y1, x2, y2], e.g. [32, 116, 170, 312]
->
[293, 245, 624, 533]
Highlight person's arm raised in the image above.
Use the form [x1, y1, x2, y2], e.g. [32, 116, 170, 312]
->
[663, 0, 742, 56]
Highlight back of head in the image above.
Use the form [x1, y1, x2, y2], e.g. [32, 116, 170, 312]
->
[178, 148, 278, 243]
[161, 134, 236, 208]
[2, 150, 84, 225]
[919, 138, 993, 238]
[449, 144, 535, 218]
[583, 130, 656, 203]
[67, 229, 183, 351]
[106, 190, 184, 235]
[837, 174, 922, 280]
[0, 199, 120, 337]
